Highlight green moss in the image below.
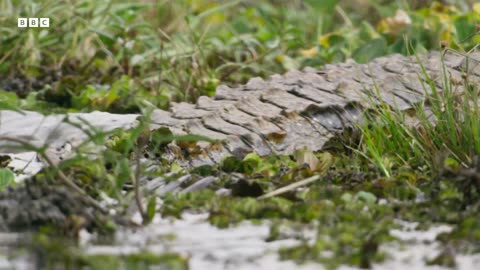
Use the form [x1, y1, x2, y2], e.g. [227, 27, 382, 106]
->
[34, 232, 188, 270]
[76, 253, 188, 270]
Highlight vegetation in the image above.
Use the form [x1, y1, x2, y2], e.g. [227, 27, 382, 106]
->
[1, 0, 479, 110]
[1, 0, 480, 269]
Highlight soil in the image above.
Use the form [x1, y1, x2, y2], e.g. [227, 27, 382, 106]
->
[0, 178, 102, 233]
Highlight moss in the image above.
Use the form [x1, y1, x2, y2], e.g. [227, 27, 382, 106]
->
[76, 253, 188, 270]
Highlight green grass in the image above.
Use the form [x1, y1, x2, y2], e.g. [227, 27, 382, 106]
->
[356, 48, 480, 177]
[1, 0, 478, 112]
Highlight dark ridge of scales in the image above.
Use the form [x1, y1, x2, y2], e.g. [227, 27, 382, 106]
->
[152, 51, 480, 167]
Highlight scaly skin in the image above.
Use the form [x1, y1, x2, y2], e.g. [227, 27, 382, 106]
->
[152, 51, 479, 166]
[0, 51, 479, 230]
[1, 51, 478, 167]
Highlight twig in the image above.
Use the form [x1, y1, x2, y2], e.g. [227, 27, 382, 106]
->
[257, 175, 321, 200]
[0, 136, 107, 214]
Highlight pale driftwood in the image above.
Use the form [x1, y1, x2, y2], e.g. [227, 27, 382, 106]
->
[257, 175, 321, 200]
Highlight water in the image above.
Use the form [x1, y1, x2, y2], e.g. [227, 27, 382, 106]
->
[2, 213, 479, 270]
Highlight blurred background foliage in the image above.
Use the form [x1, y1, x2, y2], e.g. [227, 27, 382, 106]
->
[0, 0, 479, 112]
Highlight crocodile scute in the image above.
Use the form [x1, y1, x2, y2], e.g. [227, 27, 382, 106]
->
[150, 51, 480, 166]
[1, 51, 479, 167]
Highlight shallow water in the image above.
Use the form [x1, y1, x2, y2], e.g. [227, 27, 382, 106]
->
[2, 213, 479, 270]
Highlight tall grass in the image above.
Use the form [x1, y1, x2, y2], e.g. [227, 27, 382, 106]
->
[357, 50, 480, 177]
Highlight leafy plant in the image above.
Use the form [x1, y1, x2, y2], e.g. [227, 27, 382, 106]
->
[0, 168, 14, 190]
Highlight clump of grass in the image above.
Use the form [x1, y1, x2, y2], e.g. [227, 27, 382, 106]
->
[418, 51, 480, 163]
[356, 48, 480, 177]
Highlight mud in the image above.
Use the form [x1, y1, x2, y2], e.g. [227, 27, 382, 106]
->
[0, 178, 102, 232]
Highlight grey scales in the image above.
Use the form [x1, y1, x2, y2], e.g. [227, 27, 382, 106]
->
[1, 51, 479, 168]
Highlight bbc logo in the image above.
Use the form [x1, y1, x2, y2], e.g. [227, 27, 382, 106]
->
[18, 18, 50, 28]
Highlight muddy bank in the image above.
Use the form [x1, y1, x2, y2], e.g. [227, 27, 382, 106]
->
[0, 179, 104, 233]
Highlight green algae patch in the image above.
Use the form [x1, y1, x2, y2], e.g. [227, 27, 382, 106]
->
[33, 232, 188, 270]
[43, 251, 188, 270]
[75, 253, 189, 270]
[152, 150, 480, 268]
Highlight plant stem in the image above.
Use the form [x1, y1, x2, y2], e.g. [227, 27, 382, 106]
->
[0, 136, 107, 214]
[134, 145, 147, 224]
[257, 175, 321, 200]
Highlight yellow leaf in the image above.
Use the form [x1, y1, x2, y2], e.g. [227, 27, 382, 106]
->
[206, 13, 225, 25]
[294, 149, 318, 171]
[441, 25, 454, 43]
[378, 9, 411, 34]
[377, 20, 388, 33]
[276, 54, 285, 63]
[315, 152, 334, 173]
[293, 150, 333, 173]
[474, 3, 480, 14]
[473, 35, 480, 44]
[319, 34, 331, 48]
[437, 13, 451, 24]
[300, 46, 318, 58]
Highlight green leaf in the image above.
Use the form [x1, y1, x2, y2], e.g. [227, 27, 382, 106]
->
[146, 196, 157, 224]
[241, 153, 261, 174]
[0, 168, 14, 191]
[365, 0, 396, 17]
[114, 158, 131, 190]
[352, 38, 387, 63]
[151, 127, 174, 147]
[355, 191, 377, 204]
[294, 149, 318, 171]
[189, 0, 241, 28]
[279, 55, 299, 71]
[221, 156, 242, 173]
[0, 90, 23, 113]
[444, 157, 460, 172]
[454, 16, 476, 43]
[151, 128, 214, 146]
[304, 0, 339, 13]
[341, 192, 353, 203]
[0, 101, 23, 112]
[191, 165, 215, 176]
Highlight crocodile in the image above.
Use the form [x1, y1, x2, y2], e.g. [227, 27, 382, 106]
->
[0, 51, 479, 231]
[1, 51, 479, 169]
[134, 51, 479, 166]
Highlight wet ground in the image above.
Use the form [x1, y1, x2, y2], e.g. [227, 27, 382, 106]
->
[1, 211, 480, 270]
[1, 65, 480, 269]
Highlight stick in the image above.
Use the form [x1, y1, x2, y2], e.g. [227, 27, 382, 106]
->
[0, 136, 107, 214]
[257, 175, 321, 200]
